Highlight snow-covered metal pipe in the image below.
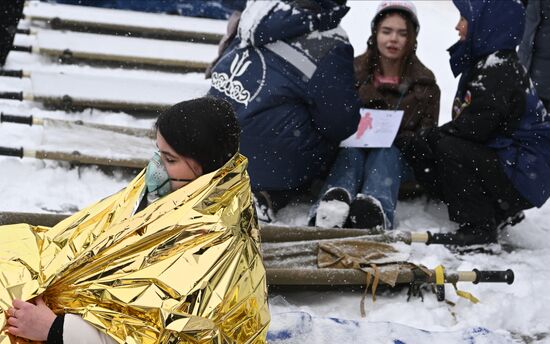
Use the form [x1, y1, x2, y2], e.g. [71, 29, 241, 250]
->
[0, 112, 153, 137]
[0, 146, 147, 168]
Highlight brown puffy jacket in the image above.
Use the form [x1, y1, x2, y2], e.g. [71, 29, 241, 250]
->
[353, 52, 441, 143]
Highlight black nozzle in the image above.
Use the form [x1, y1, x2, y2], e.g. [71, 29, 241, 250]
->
[426, 231, 457, 245]
[0, 70, 24, 78]
[473, 269, 514, 285]
[0, 146, 23, 158]
[0, 113, 33, 125]
[426, 231, 496, 247]
[16, 28, 31, 35]
[11, 45, 32, 53]
[0, 91, 23, 101]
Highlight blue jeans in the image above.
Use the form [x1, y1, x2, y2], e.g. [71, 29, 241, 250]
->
[310, 146, 413, 228]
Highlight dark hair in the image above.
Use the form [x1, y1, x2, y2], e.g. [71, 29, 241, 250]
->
[155, 96, 240, 174]
[332, 0, 347, 5]
[366, 10, 418, 78]
[290, 0, 346, 12]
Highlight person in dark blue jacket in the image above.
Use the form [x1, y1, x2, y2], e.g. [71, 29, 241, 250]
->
[0, 0, 24, 66]
[404, 0, 550, 246]
[207, 0, 360, 222]
[51, 0, 236, 19]
[518, 0, 550, 111]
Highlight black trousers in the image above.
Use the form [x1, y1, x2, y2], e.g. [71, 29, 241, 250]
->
[0, 0, 25, 66]
[397, 132, 444, 201]
[401, 132, 532, 229]
[433, 135, 532, 228]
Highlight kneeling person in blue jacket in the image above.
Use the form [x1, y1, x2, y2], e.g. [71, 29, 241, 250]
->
[207, 0, 360, 222]
[404, 0, 550, 245]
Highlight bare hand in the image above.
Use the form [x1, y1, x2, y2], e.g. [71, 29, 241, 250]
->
[7, 296, 57, 341]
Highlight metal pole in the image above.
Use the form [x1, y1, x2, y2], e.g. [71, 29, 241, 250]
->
[0, 112, 153, 137]
[0, 146, 147, 169]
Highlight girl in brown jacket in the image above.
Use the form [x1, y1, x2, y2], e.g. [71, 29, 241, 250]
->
[311, 0, 440, 229]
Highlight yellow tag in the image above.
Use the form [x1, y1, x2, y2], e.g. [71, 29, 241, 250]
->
[453, 284, 480, 304]
[435, 265, 445, 285]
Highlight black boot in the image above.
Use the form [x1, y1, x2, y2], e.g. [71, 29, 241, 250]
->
[454, 223, 498, 245]
[496, 211, 525, 231]
[346, 194, 386, 229]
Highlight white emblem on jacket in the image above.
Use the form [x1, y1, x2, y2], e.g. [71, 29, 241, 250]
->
[211, 51, 253, 106]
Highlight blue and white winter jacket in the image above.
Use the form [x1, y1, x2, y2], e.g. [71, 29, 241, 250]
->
[54, 0, 236, 19]
[445, 0, 550, 207]
[207, 0, 360, 191]
[518, 0, 550, 102]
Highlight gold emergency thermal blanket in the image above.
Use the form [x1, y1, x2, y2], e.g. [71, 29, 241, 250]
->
[0, 154, 270, 343]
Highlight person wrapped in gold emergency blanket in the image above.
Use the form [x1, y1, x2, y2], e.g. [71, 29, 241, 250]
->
[0, 97, 270, 344]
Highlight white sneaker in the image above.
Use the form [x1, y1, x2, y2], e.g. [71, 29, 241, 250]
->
[314, 187, 351, 228]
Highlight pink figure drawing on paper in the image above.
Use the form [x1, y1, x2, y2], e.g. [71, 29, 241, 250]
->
[356, 111, 373, 139]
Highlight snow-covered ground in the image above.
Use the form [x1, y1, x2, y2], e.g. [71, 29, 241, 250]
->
[0, 1, 549, 343]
